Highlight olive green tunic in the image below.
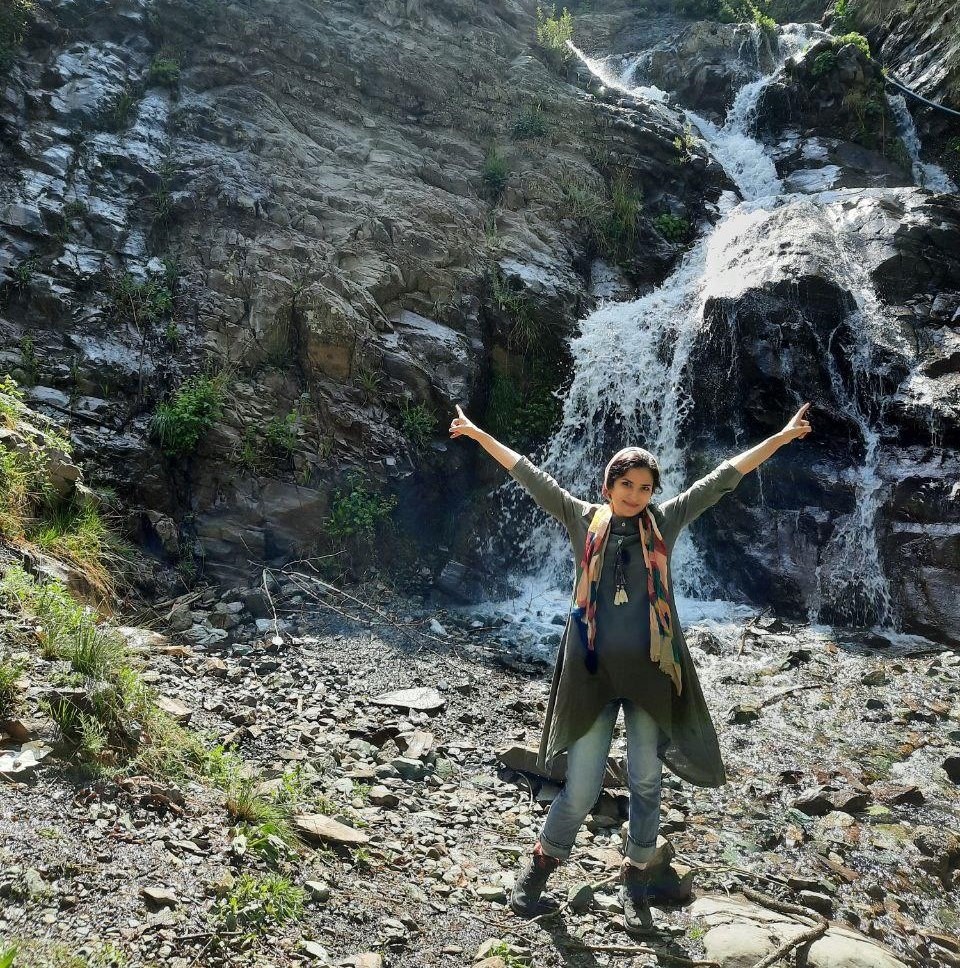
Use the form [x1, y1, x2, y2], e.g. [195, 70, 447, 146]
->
[508, 455, 746, 787]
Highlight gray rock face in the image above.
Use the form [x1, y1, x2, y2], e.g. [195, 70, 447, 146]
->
[630, 21, 780, 119]
[684, 188, 960, 643]
[0, 0, 727, 582]
[755, 39, 913, 190]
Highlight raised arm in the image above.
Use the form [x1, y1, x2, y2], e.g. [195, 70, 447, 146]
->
[659, 402, 813, 541]
[728, 402, 812, 474]
[449, 404, 587, 532]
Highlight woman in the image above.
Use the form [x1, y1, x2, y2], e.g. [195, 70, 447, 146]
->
[449, 401, 812, 933]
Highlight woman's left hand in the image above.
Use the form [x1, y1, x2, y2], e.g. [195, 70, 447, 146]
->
[781, 402, 813, 442]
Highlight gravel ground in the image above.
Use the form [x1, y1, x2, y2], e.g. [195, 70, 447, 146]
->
[2, 584, 959, 968]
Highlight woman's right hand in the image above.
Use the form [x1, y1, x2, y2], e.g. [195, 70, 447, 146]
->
[449, 404, 480, 440]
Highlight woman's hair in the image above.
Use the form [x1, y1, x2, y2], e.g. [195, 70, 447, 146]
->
[603, 447, 662, 496]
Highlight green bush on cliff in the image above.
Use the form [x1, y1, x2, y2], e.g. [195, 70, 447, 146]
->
[653, 212, 690, 243]
[536, 4, 574, 63]
[0, 0, 32, 71]
[836, 31, 870, 57]
[481, 146, 509, 201]
[152, 375, 224, 457]
[511, 101, 549, 141]
[486, 369, 563, 452]
[147, 54, 181, 87]
[832, 0, 854, 32]
[327, 476, 396, 541]
[399, 400, 437, 449]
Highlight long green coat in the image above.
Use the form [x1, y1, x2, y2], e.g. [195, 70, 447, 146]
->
[508, 456, 746, 787]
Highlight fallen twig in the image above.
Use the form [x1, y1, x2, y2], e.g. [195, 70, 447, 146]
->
[740, 886, 829, 968]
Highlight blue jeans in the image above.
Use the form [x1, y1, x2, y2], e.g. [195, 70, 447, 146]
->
[538, 699, 662, 864]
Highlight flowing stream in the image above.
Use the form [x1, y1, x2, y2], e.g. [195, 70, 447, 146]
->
[478, 24, 947, 654]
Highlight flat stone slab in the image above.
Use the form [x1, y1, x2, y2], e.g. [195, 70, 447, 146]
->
[292, 813, 370, 846]
[690, 894, 908, 968]
[370, 687, 444, 712]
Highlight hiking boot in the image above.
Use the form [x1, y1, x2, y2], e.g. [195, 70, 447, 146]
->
[620, 861, 654, 934]
[510, 842, 561, 916]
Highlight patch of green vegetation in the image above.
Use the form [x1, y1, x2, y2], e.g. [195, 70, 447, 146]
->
[511, 100, 549, 141]
[354, 363, 382, 403]
[483, 942, 530, 968]
[326, 475, 397, 542]
[0, 656, 25, 716]
[481, 145, 509, 202]
[101, 85, 139, 132]
[485, 366, 563, 452]
[147, 54, 180, 87]
[9, 258, 37, 292]
[836, 30, 870, 57]
[30, 497, 117, 599]
[215, 873, 304, 932]
[674, 0, 775, 25]
[0, 0, 32, 72]
[151, 374, 224, 458]
[108, 272, 174, 328]
[62, 199, 88, 221]
[536, 4, 573, 66]
[18, 335, 37, 384]
[237, 408, 299, 473]
[488, 267, 544, 352]
[832, 0, 853, 32]
[811, 49, 836, 78]
[842, 77, 887, 148]
[653, 212, 690, 243]
[1, 567, 193, 774]
[399, 400, 437, 449]
[885, 136, 912, 173]
[555, 171, 642, 262]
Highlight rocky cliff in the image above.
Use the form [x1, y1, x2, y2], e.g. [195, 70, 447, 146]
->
[0, 0, 728, 586]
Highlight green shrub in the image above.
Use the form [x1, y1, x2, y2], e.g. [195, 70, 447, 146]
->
[327, 477, 396, 541]
[215, 873, 304, 932]
[109, 272, 174, 328]
[481, 146, 509, 201]
[811, 50, 836, 78]
[486, 369, 562, 451]
[832, 0, 853, 32]
[836, 31, 870, 57]
[653, 212, 690, 243]
[0, 657, 25, 715]
[400, 400, 437, 448]
[152, 375, 223, 457]
[536, 4, 573, 62]
[489, 268, 544, 352]
[62, 200, 88, 221]
[511, 101, 549, 141]
[0, 0, 32, 72]
[147, 55, 180, 87]
[101, 85, 139, 132]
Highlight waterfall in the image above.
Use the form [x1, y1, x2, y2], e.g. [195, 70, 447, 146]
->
[887, 93, 958, 193]
[483, 25, 905, 652]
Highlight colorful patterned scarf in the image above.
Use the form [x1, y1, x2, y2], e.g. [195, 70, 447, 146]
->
[571, 504, 682, 694]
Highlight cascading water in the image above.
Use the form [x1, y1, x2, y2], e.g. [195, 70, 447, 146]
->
[482, 22, 945, 651]
[888, 93, 958, 193]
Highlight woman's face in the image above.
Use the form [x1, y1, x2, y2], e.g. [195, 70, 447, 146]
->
[606, 467, 656, 517]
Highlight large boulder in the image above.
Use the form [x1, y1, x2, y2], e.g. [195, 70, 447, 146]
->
[683, 189, 960, 643]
